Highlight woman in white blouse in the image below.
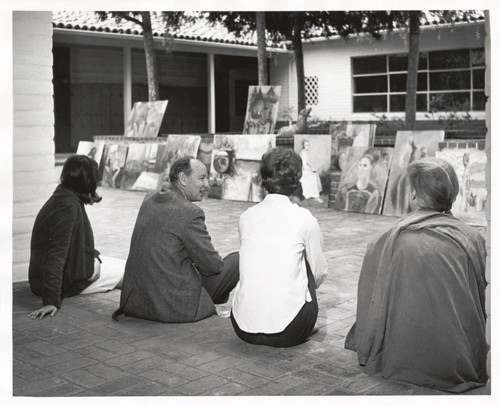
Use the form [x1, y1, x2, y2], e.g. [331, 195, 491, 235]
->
[231, 147, 328, 347]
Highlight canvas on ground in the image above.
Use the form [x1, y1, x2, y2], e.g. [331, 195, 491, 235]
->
[436, 147, 487, 226]
[209, 134, 275, 202]
[334, 147, 393, 215]
[119, 143, 159, 190]
[155, 135, 202, 190]
[123, 100, 168, 138]
[243, 86, 281, 134]
[382, 130, 445, 217]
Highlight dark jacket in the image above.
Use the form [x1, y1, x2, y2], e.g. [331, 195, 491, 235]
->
[119, 185, 223, 322]
[28, 184, 97, 308]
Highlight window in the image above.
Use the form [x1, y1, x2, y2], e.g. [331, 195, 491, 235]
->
[352, 48, 486, 113]
[305, 76, 319, 105]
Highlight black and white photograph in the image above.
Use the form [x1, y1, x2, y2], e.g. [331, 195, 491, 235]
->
[2, 0, 498, 403]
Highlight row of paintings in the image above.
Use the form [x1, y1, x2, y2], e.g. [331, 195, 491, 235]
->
[331, 130, 486, 225]
[77, 128, 486, 225]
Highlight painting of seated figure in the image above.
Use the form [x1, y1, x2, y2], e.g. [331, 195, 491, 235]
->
[334, 147, 393, 215]
[123, 100, 168, 138]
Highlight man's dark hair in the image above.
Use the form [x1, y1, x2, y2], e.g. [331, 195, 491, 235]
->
[260, 147, 302, 196]
[60, 155, 101, 204]
[169, 156, 193, 183]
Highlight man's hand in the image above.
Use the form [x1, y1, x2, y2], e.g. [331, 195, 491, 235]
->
[88, 258, 101, 283]
[29, 305, 58, 320]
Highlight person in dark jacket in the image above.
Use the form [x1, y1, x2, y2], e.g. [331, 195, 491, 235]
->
[28, 155, 124, 320]
[115, 157, 239, 323]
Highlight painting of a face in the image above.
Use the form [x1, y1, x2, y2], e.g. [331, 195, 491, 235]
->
[357, 156, 373, 181]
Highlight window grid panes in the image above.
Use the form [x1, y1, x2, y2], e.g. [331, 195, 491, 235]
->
[352, 48, 485, 113]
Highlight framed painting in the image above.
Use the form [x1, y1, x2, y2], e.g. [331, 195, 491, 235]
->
[100, 143, 128, 188]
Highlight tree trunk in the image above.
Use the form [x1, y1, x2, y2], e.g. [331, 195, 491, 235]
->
[292, 13, 306, 115]
[256, 12, 268, 86]
[141, 12, 159, 102]
[405, 11, 421, 130]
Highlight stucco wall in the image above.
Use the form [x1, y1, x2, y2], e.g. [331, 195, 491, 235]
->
[274, 22, 487, 122]
[13, 11, 57, 281]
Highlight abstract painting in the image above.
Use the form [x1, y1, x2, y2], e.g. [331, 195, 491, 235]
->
[76, 140, 105, 167]
[155, 135, 201, 190]
[123, 100, 169, 138]
[209, 134, 275, 202]
[119, 143, 158, 190]
[436, 148, 487, 225]
[334, 147, 393, 215]
[100, 143, 128, 188]
[243, 86, 281, 134]
[382, 130, 445, 217]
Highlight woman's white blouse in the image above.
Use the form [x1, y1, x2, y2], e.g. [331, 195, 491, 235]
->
[232, 194, 328, 334]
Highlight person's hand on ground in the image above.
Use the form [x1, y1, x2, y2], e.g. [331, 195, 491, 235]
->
[29, 305, 58, 320]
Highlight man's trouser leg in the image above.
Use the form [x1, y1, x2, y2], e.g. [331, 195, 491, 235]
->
[201, 251, 239, 304]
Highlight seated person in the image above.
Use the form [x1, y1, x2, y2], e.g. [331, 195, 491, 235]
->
[231, 147, 328, 347]
[345, 157, 488, 393]
[29, 155, 124, 320]
[115, 157, 239, 323]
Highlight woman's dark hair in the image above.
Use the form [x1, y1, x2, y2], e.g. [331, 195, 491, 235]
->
[406, 157, 459, 213]
[60, 155, 101, 204]
[260, 147, 302, 195]
[169, 156, 193, 183]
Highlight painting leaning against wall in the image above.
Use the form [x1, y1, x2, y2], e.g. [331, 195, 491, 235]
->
[334, 146, 393, 215]
[123, 100, 169, 138]
[209, 134, 275, 202]
[436, 147, 487, 226]
[382, 130, 445, 217]
[242, 86, 281, 135]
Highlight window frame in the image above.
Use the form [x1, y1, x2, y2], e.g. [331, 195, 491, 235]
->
[351, 48, 486, 114]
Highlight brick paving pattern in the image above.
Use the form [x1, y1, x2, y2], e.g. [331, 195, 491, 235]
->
[13, 188, 490, 396]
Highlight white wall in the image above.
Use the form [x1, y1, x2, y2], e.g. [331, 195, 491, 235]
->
[275, 22, 487, 122]
[13, 11, 57, 281]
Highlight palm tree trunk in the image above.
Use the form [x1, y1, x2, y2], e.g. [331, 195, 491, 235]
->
[141, 12, 159, 102]
[256, 12, 268, 86]
[405, 11, 421, 130]
[292, 13, 306, 113]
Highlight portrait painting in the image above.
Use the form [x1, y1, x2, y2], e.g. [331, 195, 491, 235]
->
[119, 143, 158, 190]
[330, 123, 376, 170]
[382, 130, 445, 217]
[209, 134, 275, 202]
[436, 147, 487, 225]
[123, 100, 169, 138]
[334, 147, 393, 215]
[100, 143, 128, 188]
[155, 135, 201, 190]
[243, 86, 281, 134]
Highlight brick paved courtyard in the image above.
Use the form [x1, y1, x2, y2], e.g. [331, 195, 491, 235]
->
[12, 187, 490, 397]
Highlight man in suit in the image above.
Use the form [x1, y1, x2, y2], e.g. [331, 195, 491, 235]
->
[114, 157, 239, 323]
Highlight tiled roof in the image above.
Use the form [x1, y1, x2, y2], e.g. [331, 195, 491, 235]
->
[53, 11, 485, 47]
[52, 11, 261, 47]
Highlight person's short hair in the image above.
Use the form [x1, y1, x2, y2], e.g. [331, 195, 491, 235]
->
[60, 155, 101, 204]
[260, 147, 302, 195]
[405, 157, 459, 213]
[169, 156, 193, 183]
